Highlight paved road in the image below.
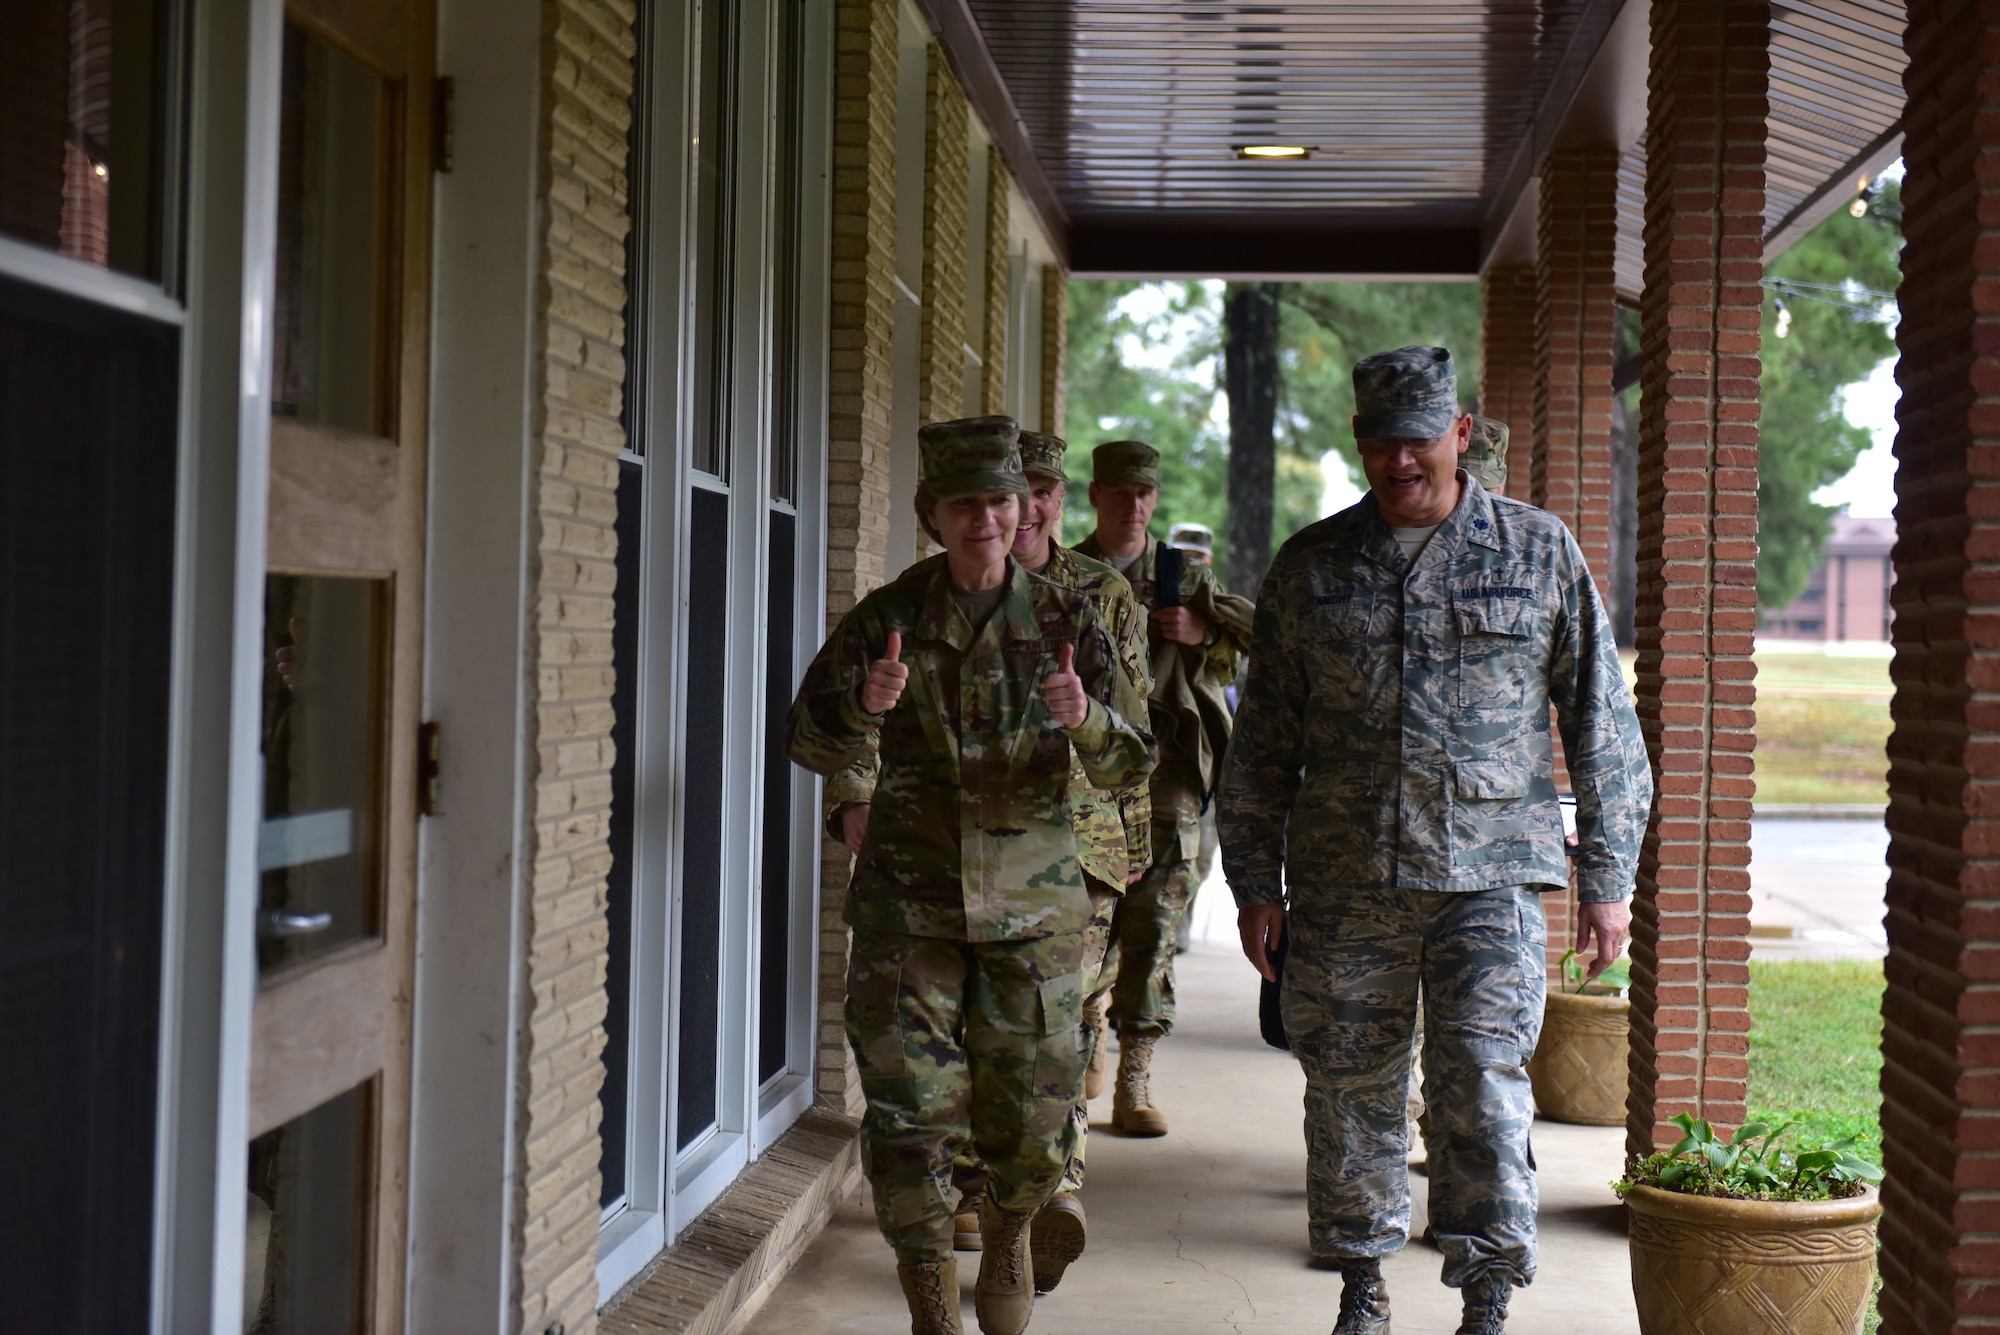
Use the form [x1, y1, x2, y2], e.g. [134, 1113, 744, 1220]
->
[1190, 818, 1889, 961]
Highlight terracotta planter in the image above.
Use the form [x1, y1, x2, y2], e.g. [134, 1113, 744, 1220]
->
[1528, 989, 1629, 1125]
[1626, 1184, 1880, 1335]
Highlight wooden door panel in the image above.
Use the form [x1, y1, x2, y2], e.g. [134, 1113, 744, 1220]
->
[268, 419, 402, 574]
[250, 946, 391, 1139]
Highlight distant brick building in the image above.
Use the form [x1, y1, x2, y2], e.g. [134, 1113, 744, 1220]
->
[1760, 515, 1895, 644]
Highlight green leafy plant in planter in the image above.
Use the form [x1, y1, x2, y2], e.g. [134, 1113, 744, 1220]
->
[1615, 1113, 1883, 1202]
[1617, 1114, 1885, 1334]
[1556, 946, 1630, 995]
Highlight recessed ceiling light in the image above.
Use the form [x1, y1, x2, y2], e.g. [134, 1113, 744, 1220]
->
[1237, 144, 1314, 160]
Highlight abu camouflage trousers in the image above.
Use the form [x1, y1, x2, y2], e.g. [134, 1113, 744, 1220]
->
[1283, 885, 1546, 1288]
[846, 929, 1086, 1265]
[1108, 857, 1195, 1036]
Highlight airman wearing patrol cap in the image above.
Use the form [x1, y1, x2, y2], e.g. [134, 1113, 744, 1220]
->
[788, 415, 1155, 1335]
[1076, 441, 1254, 1142]
[1220, 348, 1650, 1335]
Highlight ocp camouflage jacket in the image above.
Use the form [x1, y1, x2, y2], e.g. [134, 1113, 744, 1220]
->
[786, 554, 1155, 941]
[1218, 474, 1650, 906]
[821, 543, 1157, 887]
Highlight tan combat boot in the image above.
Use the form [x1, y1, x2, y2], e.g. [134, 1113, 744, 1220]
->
[1081, 997, 1111, 1100]
[1029, 1192, 1087, 1294]
[897, 1255, 965, 1335]
[952, 1184, 985, 1251]
[1111, 1031, 1169, 1136]
[974, 1197, 1036, 1335]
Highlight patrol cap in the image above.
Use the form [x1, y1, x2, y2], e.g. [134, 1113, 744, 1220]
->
[1167, 522, 1215, 561]
[918, 415, 1028, 499]
[1018, 430, 1069, 483]
[1092, 440, 1161, 488]
[1352, 345, 1461, 441]
[1463, 415, 1510, 491]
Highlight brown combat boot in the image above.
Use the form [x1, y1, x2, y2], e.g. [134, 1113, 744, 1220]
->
[974, 1198, 1036, 1335]
[1333, 1257, 1391, 1334]
[952, 1185, 985, 1251]
[1111, 1031, 1168, 1136]
[1081, 997, 1111, 1100]
[1029, 1192, 1087, 1294]
[897, 1255, 965, 1335]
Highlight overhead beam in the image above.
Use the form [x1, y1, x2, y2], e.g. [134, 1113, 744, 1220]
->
[910, 0, 1071, 262]
[1069, 218, 1482, 280]
[1762, 126, 1905, 261]
[1479, 0, 1635, 269]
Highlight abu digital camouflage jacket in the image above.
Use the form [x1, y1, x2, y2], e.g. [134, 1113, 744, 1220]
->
[822, 543, 1157, 886]
[1218, 474, 1650, 905]
[786, 554, 1155, 941]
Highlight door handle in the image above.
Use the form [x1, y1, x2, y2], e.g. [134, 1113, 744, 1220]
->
[258, 909, 334, 938]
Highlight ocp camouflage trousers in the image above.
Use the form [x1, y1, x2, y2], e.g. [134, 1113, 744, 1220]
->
[1059, 878, 1123, 1194]
[846, 930, 1086, 1265]
[1282, 885, 1546, 1289]
[1108, 857, 1195, 1036]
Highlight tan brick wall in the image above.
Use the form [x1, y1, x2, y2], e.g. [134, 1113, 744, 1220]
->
[819, 0, 901, 1119]
[1039, 265, 1066, 434]
[980, 145, 1011, 416]
[515, 1, 638, 1332]
[920, 46, 969, 428]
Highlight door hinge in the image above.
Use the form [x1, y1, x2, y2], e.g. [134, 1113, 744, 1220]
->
[433, 76, 456, 174]
[418, 721, 443, 816]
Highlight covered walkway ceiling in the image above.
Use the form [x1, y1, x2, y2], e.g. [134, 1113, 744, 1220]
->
[918, 0, 1908, 280]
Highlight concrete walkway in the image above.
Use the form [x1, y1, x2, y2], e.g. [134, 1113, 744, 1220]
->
[1747, 817, 1888, 961]
[742, 947, 1638, 1335]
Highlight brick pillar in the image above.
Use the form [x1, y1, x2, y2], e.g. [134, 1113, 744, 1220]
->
[1533, 144, 1620, 592]
[1625, 0, 1765, 1158]
[980, 146, 1011, 415]
[919, 46, 968, 427]
[1040, 264, 1067, 434]
[1878, 0, 2000, 1325]
[516, 1, 638, 1330]
[1479, 265, 1537, 495]
[820, 0, 901, 1118]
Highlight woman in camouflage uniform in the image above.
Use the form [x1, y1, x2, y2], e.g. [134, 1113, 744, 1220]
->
[785, 416, 1154, 1335]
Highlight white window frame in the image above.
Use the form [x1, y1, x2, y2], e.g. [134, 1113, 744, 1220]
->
[597, 0, 830, 1300]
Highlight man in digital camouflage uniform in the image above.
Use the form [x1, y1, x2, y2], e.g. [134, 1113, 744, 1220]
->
[821, 429, 1154, 1297]
[1076, 441, 1254, 1137]
[1218, 349, 1649, 1335]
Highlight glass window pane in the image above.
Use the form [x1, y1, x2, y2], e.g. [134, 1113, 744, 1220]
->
[272, 20, 388, 435]
[259, 574, 387, 974]
[245, 1082, 371, 1335]
[767, 0, 801, 504]
[601, 457, 643, 1207]
[690, 0, 737, 480]
[0, 0, 174, 280]
[677, 487, 729, 1149]
[758, 511, 796, 1084]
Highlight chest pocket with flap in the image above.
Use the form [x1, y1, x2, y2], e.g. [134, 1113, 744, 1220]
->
[1455, 586, 1539, 712]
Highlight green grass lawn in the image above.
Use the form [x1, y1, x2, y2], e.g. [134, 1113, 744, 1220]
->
[1619, 650, 1891, 806]
[1747, 957, 1885, 1157]
[1747, 957, 1887, 1330]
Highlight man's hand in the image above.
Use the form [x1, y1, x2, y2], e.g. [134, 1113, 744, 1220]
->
[860, 630, 908, 715]
[1044, 644, 1089, 728]
[1239, 903, 1285, 982]
[1126, 867, 1145, 885]
[1576, 900, 1632, 980]
[1152, 605, 1209, 646]
[840, 803, 870, 857]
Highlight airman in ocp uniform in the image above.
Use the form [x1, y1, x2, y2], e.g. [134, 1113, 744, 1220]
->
[786, 416, 1154, 1335]
[821, 429, 1155, 1297]
[1075, 442, 1254, 1138]
[1219, 348, 1650, 1335]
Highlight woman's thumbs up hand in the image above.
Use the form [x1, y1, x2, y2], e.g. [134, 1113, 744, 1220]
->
[860, 630, 908, 715]
[1043, 642, 1088, 728]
